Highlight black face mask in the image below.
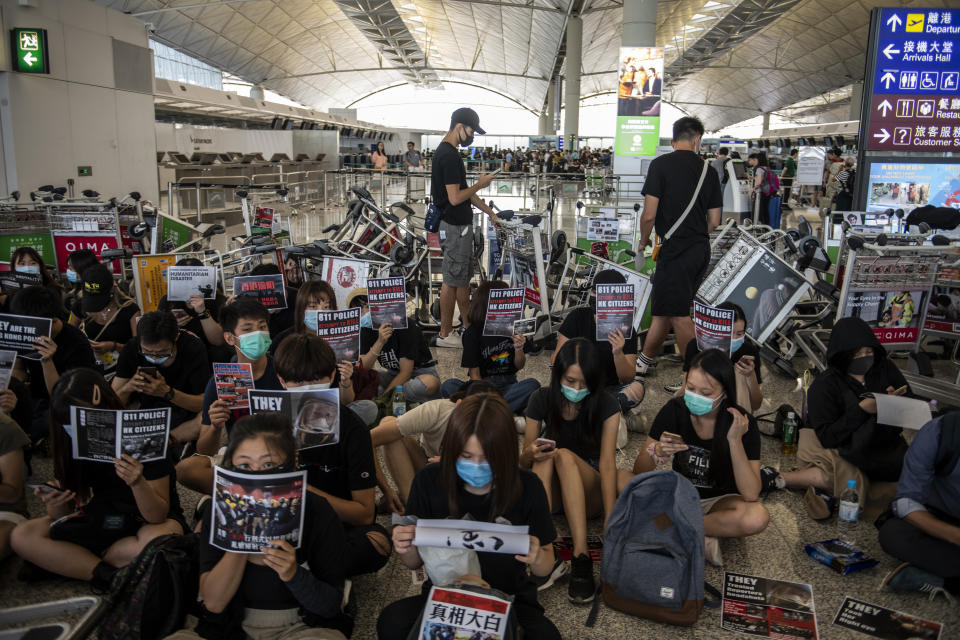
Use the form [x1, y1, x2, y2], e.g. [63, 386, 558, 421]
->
[458, 126, 474, 148]
[847, 355, 874, 376]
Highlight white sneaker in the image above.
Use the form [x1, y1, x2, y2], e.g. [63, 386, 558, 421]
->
[705, 536, 723, 567]
[435, 332, 462, 348]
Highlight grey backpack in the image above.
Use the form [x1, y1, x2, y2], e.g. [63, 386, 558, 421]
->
[600, 470, 705, 626]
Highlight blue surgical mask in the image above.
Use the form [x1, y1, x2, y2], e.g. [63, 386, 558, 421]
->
[144, 354, 171, 365]
[236, 330, 272, 360]
[66, 268, 79, 283]
[304, 310, 319, 333]
[730, 336, 745, 353]
[684, 389, 722, 416]
[16, 264, 40, 275]
[456, 459, 493, 488]
[360, 313, 373, 329]
[561, 384, 590, 403]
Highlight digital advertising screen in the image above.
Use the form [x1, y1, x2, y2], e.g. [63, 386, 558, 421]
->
[865, 160, 960, 214]
[615, 47, 664, 158]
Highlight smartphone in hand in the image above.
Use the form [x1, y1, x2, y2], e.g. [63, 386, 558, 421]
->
[535, 438, 557, 452]
[138, 366, 158, 378]
[661, 431, 684, 445]
[27, 482, 60, 494]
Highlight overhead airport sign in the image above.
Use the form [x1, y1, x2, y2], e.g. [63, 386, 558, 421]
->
[615, 47, 664, 157]
[865, 9, 959, 151]
[10, 28, 50, 74]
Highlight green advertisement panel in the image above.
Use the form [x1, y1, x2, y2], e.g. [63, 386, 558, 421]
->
[615, 115, 660, 156]
[157, 215, 195, 252]
[0, 232, 56, 267]
[614, 46, 664, 158]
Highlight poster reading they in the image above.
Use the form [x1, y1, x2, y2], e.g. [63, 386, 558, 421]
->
[615, 47, 664, 157]
[596, 283, 634, 341]
[694, 301, 735, 355]
[70, 406, 170, 463]
[722, 572, 818, 640]
[367, 277, 407, 329]
[166, 265, 218, 301]
[234, 274, 287, 311]
[210, 467, 307, 553]
[314, 308, 361, 362]
[248, 388, 340, 450]
[213, 362, 255, 410]
[484, 287, 524, 337]
[832, 597, 941, 640]
[0, 313, 52, 359]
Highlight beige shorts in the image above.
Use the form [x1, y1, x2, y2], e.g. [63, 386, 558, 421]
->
[165, 608, 346, 640]
[796, 428, 865, 500]
[700, 493, 738, 514]
[0, 511, 26, 526]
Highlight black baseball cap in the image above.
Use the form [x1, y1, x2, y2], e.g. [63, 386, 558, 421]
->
[451, 107, 485, 135]
[80, 264, 114, 313]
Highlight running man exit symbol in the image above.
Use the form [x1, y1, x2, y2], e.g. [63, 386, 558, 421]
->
[19, 32, 38, 51]
[10, 28, 50, 74]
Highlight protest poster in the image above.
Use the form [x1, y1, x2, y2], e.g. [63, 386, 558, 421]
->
[414, 518, 530, 555]
[694, 301, 735, 355]
[595, 283, 635, 341]
[417, 586, 511, 640]
[367, 277, 407, 329]
[210, 467, 307, 553]
[70, 407, 170, 463]
[722, 572, 818, 640]
[0, 270, 42, 294]
[213, 363, 255, 410]
[321, 257, 369, 310]
[832, 597, 941, 640]
[586, 217, 619, 242]
[0, 349, 15, 389]
[166, 265, 218, 301]
[233, 274, 287, 310]
[483, 287, 524, 337]
[248, 388, 340, 450]
[0, 313, 53, 359]
[253, 207, 276, 234]
[313, 308, 361, 362]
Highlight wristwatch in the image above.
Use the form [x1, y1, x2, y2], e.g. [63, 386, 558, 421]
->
[196, 311, 210, 320]
[163, 388, 175, 402]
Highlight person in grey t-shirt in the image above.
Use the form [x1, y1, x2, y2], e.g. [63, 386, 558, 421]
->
[403, 142, 421, 169]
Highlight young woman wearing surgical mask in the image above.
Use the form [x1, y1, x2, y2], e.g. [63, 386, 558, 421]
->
[63, 249, 99, 326]
[270, 280, 337, 354]
[2, 247, 63, 312]
[382, 393, 561, 640]
[627, 348, 768, 567]
[520, 338, 620, 604]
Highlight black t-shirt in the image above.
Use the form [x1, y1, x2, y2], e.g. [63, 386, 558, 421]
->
[360, 319, 433, 371]
[461, 326, 517, 378]
[558, 306, 637, 386]
[22, 323, 97, 400]
[201, 357, 283, 432]
[82, 302, 140, 347]
[76, 455, 184, 524]
[197, 492, 345, 612]
[684, 340, 762, 384]
[115, 331, 211, 426]
[649, 397, 761, 499]
[406, 464, 556, 596]
[430, 141, 471, 225]
[299, 404, 377, 504]
[525, 388, 620, 461]
[641, 150, 722, 258]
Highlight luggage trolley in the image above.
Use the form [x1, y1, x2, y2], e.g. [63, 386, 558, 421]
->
[406, 167, 426, 202]
[573, 202, 640, 267]
[45, 203, 128, 280]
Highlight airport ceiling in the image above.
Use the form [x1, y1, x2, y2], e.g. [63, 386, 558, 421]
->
[101, 0, 951, 131]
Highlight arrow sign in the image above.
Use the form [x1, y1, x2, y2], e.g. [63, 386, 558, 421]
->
[873, 129, 891, 144]
[22, 52, 37, 67]
[882, 44, 900, 60]
[880, 72, 897, 89]
[886, 13, 902, 32]
[877, 99, 893, 117]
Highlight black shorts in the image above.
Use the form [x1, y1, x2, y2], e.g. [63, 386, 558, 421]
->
[650, 242, 709, 317]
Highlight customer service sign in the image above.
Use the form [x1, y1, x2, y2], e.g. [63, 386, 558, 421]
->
[615, 47, 664, 157]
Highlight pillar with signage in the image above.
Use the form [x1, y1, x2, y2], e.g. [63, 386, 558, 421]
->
[855, 8, 960, 213]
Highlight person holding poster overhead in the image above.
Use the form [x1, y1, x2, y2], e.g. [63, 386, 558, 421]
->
[158, 257, 228, 361]
[440, 281, 540, 413]
[11, 369, 185, 589]
[635, 117, 722, 377]
[165, 412, 347, 640]
[381, 393, 560, 640]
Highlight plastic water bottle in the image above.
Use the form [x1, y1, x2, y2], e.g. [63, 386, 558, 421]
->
[838, 479, 860, 545]
[781, 412, 797, 455]
[392, 386, 406, 417]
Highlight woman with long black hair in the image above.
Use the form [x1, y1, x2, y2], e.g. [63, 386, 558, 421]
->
[625, 348, 769, 566]
[521, 338, 620, 603]
[380, 393, 560, 640]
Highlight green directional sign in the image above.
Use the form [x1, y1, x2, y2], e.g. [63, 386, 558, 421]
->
[11, 28, 50, 74]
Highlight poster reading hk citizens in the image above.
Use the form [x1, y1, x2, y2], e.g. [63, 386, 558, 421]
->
[368, 277, 407, 329]
[314, 308, 362, 362]
[615, 47, 664, 157]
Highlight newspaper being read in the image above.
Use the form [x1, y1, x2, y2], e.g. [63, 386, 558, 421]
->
[70, 406, 170, 463]
[367, 276, 408, 329]
[248, 388, 340, 450]
[874, 394, 932, 430]
[233, 274, 287, 310]
[483, 287, 524, 337]
[414, 518, 530, 555]
[0, 349, 16, 389]
[722, 571, 818, 640]
[213, 362, 255, 410]
[417, 586, 512, 640]
[595, 283, 635, 341]
[0, 313, 53, 360]
[832, 597, 941, 640]
[694, 301, 735, 355]
[313, 308, 361, 362]
[165, 265, 218, 301]
[210, 467, 307, 553]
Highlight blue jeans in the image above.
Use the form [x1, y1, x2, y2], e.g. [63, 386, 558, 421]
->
[441, 374, 541, 413]
[378, 366, 440, 404]
[607, 382, 643, 413]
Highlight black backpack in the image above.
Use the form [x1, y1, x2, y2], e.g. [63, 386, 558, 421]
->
[98, 533, 200, 640]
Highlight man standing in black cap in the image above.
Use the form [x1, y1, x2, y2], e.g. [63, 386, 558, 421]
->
[431, 107, 499, 348]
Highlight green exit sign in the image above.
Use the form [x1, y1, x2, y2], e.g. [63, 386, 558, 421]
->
[11, 28, 50, 74]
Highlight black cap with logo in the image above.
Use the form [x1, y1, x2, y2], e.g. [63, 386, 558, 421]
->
[450, 107, 485, 135]
[80, 264, 114, 313]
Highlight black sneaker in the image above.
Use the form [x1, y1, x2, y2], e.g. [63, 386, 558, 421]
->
[90, 561, 118, 592]
[663, 381, 683, 394]
[531, 555, 568, 591]
[568, 553, 596, 604]
[760, 466, 785, 493]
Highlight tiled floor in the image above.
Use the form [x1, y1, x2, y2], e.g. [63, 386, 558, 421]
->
[2, 193, 958, 638]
